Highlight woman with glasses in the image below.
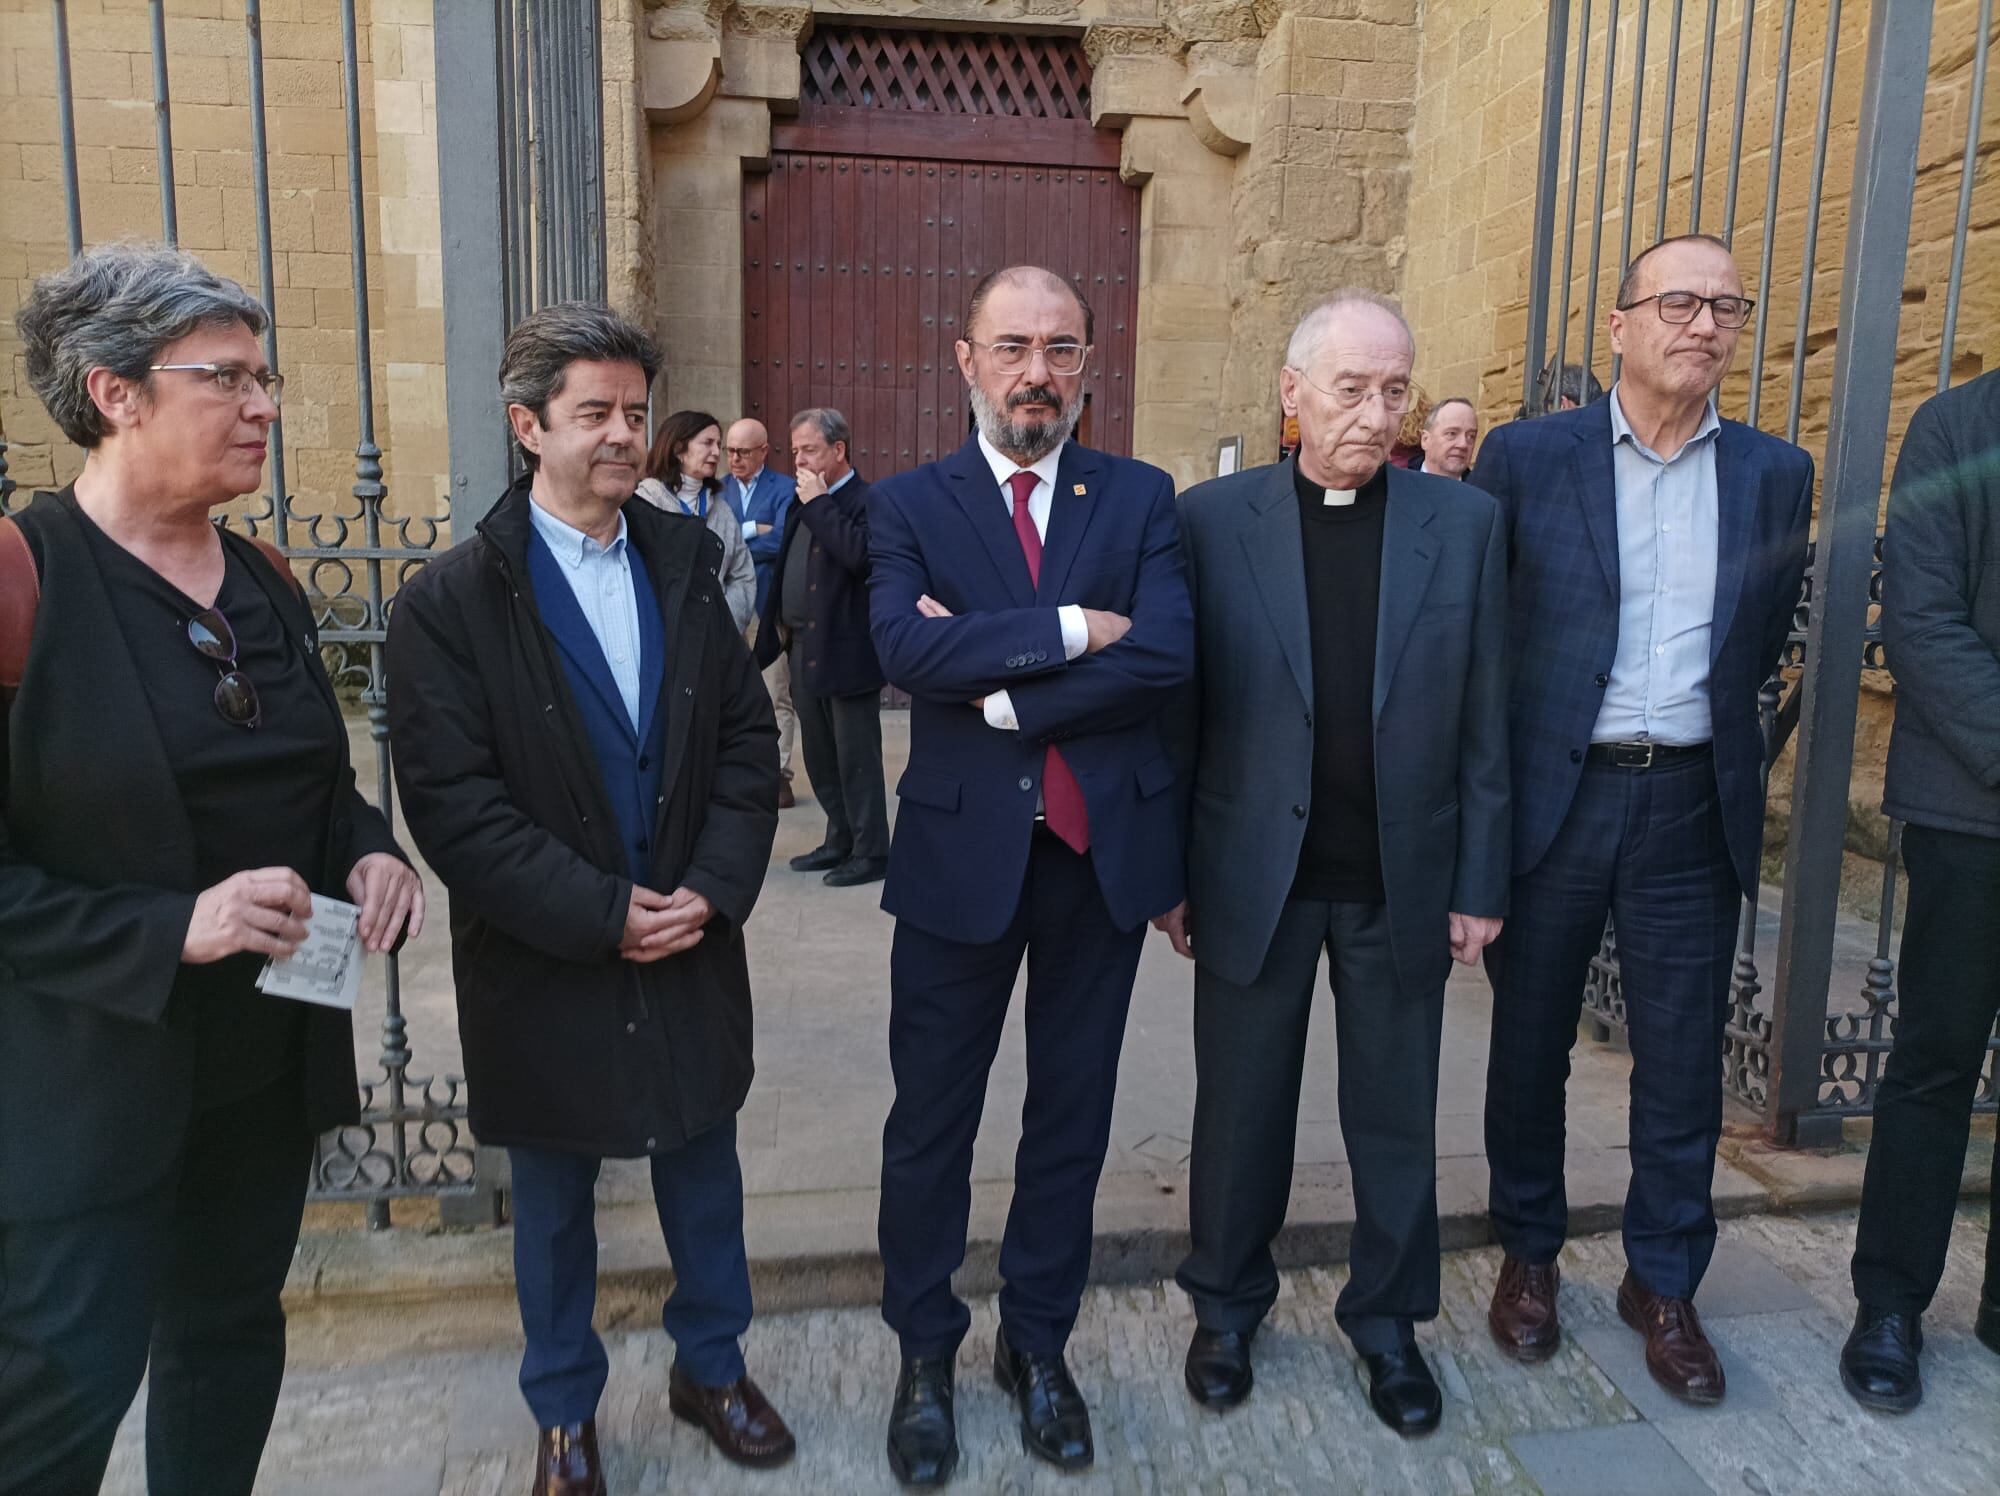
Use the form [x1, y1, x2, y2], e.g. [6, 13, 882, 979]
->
[1, 242, 422, 1494]
[637, 408, 759, 631]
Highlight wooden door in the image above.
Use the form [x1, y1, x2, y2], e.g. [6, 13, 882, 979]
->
[740, 28, 1139, 480]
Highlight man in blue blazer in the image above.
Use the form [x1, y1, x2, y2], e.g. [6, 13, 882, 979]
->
[1472, 234, 1812, 1405]
[723, 417, 799, 805]
[866, 266, 1193, 1485]
[1160, 291, 1509, 1436]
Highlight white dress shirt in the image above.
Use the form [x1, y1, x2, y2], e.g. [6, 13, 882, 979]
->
[974, 432, 1089, 731]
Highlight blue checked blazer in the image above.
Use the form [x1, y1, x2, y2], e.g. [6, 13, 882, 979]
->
[1470, 398, 1813, 895]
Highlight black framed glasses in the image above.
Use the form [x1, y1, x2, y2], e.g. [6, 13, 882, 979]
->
[148, 361, 286, 405]
[186, 607, 262, 728]
[1615, 290, 1755, 329]
[963, 339, 1090, 375]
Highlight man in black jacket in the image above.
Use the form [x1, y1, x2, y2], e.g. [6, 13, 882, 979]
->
[754, 407, 888, 886]
[388, 303, 792, 1489]
[1840, 367, 2000, 1412]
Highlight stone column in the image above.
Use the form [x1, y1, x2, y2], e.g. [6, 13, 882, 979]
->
[643, 1, 806, 417]
[1219, 0, 1419, 464]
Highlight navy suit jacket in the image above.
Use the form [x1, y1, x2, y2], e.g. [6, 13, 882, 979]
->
[1470, 398, 1814, 895]
[526, 527, 670, 883]
[868, 436, 1194, 943]
[724, 468, 796, 620]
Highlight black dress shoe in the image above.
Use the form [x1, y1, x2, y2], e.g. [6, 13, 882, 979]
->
[1362, 1345, 1442, 1436]
[1977, 1288, 2000, 1357]
[532, 1420, 606, 1496]
[886, 1353, 958, 1487]
[1841, 1305, 1923, 1412]
[823, 855, 888, 887]
[992, 1326, 1093, 1470]
[1184, 1327, 1254, 1408]
[790, 844, 848, 872]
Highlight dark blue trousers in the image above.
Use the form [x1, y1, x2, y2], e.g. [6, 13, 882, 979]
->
[509, 1120, 751, 1428]
[1484, 751, 1741, 1300]
[879, 829, 1146, 1359]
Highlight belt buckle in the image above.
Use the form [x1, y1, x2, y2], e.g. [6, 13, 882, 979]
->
[1613, 742, 1655, 769]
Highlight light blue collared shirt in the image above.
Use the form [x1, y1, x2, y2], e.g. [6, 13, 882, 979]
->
[528, 496, 643, 731]
[1595, 384, 1722, 745]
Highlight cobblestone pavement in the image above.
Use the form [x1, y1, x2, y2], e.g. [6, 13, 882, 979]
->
[106, 1206, 1996, 1495]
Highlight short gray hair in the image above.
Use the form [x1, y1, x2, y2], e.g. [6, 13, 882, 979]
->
[1284, 288, 1414, 373]
[16, 241, 269, 448]
[789, 407, 851, 453]
[498, 300, 661, 469]
[1424, 396, 1477, 430]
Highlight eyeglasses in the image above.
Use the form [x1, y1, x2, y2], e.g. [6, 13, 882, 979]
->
[185, 607, 262, 728]
[725, 445, 767, 458]
[149, 362, 286, 405]
[1615, 290, 1755, 329]
[1288, 367, 1415, 414]
[963, 340, 1090, 376]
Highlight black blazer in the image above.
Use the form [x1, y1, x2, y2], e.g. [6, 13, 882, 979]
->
[1881, 368, 2000, 837]
[753, 471, 884, 698]
[1166, 460, 1510, 993]
[386, 483, 779, 1158]
[0, 491, 399, 1221]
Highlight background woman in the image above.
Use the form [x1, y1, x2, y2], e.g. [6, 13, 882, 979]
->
[0, 243, 422, 1493]
[637, 408, 758, 631]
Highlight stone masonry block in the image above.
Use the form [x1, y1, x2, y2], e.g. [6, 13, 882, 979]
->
[1282, 164, 1363, 241]
[1293, 18, 1378, 62]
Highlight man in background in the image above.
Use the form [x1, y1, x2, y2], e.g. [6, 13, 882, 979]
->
[756, 407, 888, 887]
[1418, 396, 1478, 479]
[725, 417, 798, 807]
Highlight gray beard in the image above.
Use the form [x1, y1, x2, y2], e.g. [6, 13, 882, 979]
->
[969, 382, 1085, 464]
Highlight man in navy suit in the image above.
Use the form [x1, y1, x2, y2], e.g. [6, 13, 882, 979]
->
[1160, 291, 1509, 1436]
[1472, 235, 1812, 1405]
[866, 265, 1193, 1485]
[723, 417, 798, 806]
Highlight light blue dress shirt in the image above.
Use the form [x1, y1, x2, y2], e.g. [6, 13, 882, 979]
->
[528, 496, 644, 731]
[1594, 384, 1722, 746]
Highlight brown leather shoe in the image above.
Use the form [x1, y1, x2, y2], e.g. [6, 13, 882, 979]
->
[1489, 1256, 1562, 1362]
[532, 1420, 606, 1496]
[1617, 1269, 1726, 1404]
[667, 1361, 797, 1468]
[777, 780, 796, 809]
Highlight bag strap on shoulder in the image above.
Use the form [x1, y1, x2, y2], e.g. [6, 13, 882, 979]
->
[1, 515, 39, 693]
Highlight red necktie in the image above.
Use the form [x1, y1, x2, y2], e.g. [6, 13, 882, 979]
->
[1008, 470, 1090, 854]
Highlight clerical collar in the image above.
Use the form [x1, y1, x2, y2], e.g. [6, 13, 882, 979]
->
[1292, 457, 1387, 513]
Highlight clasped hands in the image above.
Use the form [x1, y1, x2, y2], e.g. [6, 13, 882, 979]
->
[621, 885, 715, 962]
[912, 594, 1131, 710]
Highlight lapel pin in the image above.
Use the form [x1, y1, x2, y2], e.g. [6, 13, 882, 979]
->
[1072, 483, 1087, 496]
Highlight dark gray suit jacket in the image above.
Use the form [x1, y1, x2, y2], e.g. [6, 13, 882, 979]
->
[1882, 368, 2000, 837]
[1166, 458, 1510, 994]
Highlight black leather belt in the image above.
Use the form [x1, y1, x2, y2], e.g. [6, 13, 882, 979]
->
[1586, 741, 1710, 769]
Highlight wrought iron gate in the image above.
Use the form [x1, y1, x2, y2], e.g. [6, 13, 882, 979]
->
[1521, 0, 1997, 1142]
[2, 0, 608, 1225]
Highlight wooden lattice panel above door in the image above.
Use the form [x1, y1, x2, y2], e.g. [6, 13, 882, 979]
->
[800, 26, 1091, 120]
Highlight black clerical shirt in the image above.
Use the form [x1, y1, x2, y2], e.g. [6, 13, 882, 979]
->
[1290, 458, 1388, 903]
[71, 493, 343, 1105]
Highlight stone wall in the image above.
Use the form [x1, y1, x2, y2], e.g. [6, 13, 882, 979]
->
[0, 0, 451, 523]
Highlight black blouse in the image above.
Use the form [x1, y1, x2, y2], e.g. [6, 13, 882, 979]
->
[69, 493, 344, 1106]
